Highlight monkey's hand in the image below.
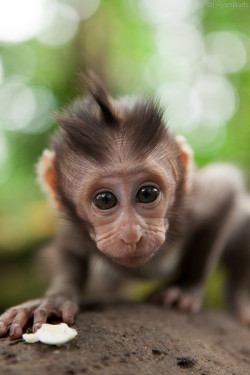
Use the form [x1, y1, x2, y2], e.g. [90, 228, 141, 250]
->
[149, 285, 203, 313]
[0, 296, 78, 339]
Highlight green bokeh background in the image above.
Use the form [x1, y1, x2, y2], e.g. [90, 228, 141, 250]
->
[0, 0, 249, 312]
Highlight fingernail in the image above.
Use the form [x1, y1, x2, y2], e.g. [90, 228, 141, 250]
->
[10, 327, 20, 339]
[9, 327, 15, 337]
[67, 315, 74, 324]
[33, 323, 41, 332]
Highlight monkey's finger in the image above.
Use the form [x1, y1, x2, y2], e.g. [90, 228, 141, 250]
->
[162, 287, 181, 306]
[175, 293, 201, 313]
[189, 299, 201, 313]
[0, 309, 18, 337]
[9, 310, 31, 339]
[33, 307, 49, 332]
[176, 295, 193, 311]
[234, 305, 250, 325]
[61, 301, 78, 325]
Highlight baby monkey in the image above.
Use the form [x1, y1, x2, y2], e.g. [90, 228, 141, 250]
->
[0, 73, 250, 339]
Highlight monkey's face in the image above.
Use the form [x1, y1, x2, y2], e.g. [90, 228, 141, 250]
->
[39, 74, 190, 269]
[79, 161, 176, 268]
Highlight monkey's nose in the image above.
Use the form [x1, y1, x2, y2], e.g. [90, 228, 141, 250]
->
[120, 224, 142, 249]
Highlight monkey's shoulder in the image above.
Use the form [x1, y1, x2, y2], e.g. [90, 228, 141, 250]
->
[188, 162, 244, 226]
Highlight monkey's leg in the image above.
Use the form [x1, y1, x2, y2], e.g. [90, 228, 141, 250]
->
[222, 196, 250, 324]
[0, 243, 88, 339]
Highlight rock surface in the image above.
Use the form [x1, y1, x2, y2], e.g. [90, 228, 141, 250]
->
[0, 302, 250, 375]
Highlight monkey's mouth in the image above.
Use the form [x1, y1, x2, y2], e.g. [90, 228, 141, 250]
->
[111, 252, 153, 268]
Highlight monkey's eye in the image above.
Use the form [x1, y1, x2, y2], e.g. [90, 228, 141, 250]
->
[136, 186, 159, 204]
[93, 192, 117, 210]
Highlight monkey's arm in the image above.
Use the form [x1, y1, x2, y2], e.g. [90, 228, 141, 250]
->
[0, 233, 88, 339]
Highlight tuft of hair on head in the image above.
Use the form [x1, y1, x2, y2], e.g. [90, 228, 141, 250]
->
[53, 73, 180, 171]
[53, 72, 121, 163]
[80, 70, 119, 126]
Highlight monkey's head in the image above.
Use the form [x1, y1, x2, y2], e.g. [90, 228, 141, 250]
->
[39, 73, 193, 268]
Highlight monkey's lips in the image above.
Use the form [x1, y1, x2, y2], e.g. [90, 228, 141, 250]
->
[111, 252, 154, 268]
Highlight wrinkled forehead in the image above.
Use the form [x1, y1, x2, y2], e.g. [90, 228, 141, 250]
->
[58, 146, 178, 197]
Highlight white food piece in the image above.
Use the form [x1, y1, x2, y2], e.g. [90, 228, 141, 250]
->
[22, 323, 77, 345]
[22, 332, 40, 343]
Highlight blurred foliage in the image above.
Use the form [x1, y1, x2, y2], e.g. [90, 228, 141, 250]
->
[0, 251, 47, 312]
[0, 0, 249, 310]
[199, 3, 250, 172]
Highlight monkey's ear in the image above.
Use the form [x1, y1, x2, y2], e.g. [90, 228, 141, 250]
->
[175, 135, 194, 191]
[37, 150, 60, 209]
